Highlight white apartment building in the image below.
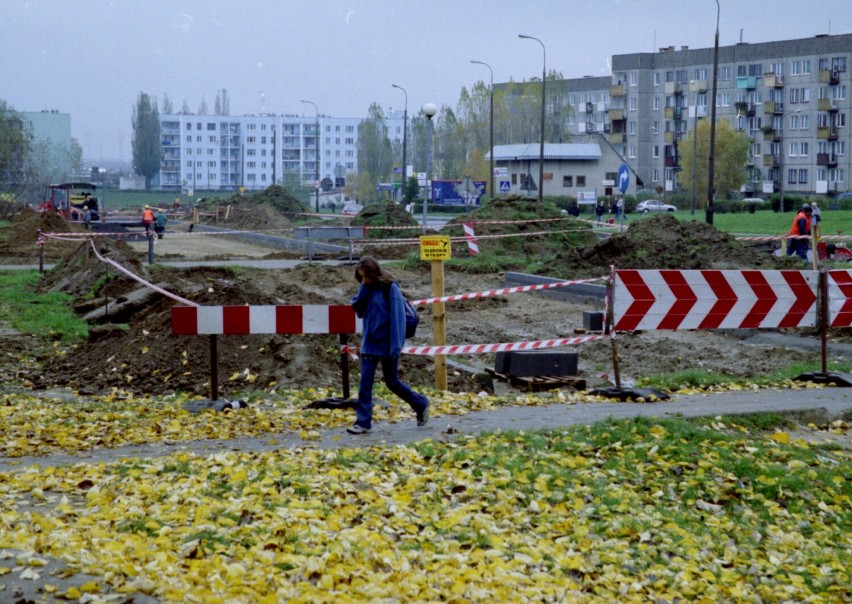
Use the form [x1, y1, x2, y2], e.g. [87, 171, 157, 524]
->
[157, 111, 403, 192]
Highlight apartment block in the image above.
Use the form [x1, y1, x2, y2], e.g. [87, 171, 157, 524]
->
[157, 111, 403, 192]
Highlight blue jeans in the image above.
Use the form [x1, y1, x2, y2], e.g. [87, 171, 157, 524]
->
[787, 238, 808, 260]
[355, 354, 428, 429]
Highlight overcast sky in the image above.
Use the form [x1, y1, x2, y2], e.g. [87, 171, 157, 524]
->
[2, 0, 850, 164]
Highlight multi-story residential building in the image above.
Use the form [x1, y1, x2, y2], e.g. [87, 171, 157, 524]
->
[507, 33, 851, 199]
[20, 110, 72, 152]
[157, 111, 403, 192]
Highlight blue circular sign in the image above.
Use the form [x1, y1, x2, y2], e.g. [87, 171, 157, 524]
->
[618, 163, 630, 194]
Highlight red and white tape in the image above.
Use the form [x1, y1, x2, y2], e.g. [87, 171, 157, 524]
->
[409, 276, 607, 306]
[463, 222, 479, 255]
[402, 334, 607, 356]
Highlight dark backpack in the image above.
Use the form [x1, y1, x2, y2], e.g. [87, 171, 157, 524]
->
[384, 285, 419, 339]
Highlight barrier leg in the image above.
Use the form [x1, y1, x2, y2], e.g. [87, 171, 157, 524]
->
[147, 232, 154, 265]
[210, 334, 219, 401]
[39, 243, 44, 274]
[340, 334, 350, 399]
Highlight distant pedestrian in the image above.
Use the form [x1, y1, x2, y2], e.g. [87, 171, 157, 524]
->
[82, 206, 92, 230]
[568, 202, 580, 217]
[616, 197, 626, 223]
[154, 209, 167, 239]
[347, 256, 429, 435]
[786, 204, 812, 261]
[594, 201, 605, 225]
[141, 205, 155, 233]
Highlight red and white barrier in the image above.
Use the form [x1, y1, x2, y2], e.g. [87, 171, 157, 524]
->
[171, 305, 361, 336]
[463, 222, 479, 255]
[828, 270, 852, 327]
[614, 269, 818, 331]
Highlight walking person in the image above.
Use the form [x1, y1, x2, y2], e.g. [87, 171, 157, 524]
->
[811, 201, 821, 239]
[154, 208, 167, 239]
[594, 201, 605, 225]
[786, 204, 812, 261]
[616, 196, 626, 224]
[141, 205, 155, 233]
[348, 256, 429, 435]
[82, 206, 92, 230]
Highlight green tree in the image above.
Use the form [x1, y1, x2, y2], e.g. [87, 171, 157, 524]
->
[677, 119, 751, 203]
[131, 92, 163, 190]
[356, 102, 393, 200]
[0, 100, 29, 197]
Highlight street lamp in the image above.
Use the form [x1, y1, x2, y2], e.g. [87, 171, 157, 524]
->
[422, 102, 438, 232]
[706, 0, 720, 224]
[519, 34, 546, 203]
[392, 84, 408, 205]
[300, 99, 320, 213]
[471, 60, 495, 201]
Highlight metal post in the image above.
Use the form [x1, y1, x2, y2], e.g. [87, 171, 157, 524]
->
[706, 0, 720, 225]
[392, 84, 408, 205]
[422, 103, 438, 232]
[340, 334, 350, 399]
[519, 35, 546, 203]
[209, 334, 219, 402]
[471, 61, 495, 200]
[147, 231, 154, 265]
[691, 111, 698, 215]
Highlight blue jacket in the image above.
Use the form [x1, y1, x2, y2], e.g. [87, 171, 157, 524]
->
[351, 282, 405, 356]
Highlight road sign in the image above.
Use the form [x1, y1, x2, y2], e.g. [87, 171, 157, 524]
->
[313, 180, 320, 189]
[419, 235, 451, 261]
[499, 180, 511, 193]
[393, 167, 403, 174]
[618, 163, 630, 194]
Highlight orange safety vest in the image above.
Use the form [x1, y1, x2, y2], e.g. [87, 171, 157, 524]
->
[142, 209, 155, 223]
[789, 211, 811, 236]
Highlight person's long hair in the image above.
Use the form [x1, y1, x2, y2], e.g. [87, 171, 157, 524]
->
[355, 256, 395, 287]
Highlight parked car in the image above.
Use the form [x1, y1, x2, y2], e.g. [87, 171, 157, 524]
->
[836, 192, 852, 201]
[741, 197, 767, 204]
[341, 202, 364, 216]
[635, 199, 677, 213]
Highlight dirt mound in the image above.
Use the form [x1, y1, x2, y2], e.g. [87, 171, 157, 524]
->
[38, 237, 145, 298]
[544, 214, 784, 278]
[201, 201, 294, 232]
[0, 206, 82, 257]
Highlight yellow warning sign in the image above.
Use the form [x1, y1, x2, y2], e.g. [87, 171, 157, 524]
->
[419, 235, 451, 261]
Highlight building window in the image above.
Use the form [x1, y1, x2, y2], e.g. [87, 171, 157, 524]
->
[695, 67, 708, 80]
[207, 123, 216, 130]
[629, 97, 638, 111]
[653, 97, 660, 111]
[629, 121, 637, 135]
[576, 176, 586, 187]
[788, 142, 798, 157]
[247, 149, 255, 156]
[653, 169, 659, 182]
[186, 135, 192, 142]
[346, 125, 354, 132]
[788, 169, 797, 184]
[798, 169, 808, 184]
[651, 121, 659, 134]
[563, 175, 573, 187]
[802, 60, 811, 74]
[801, 142, 809, 157]
[653, 145, 659, 158]
[653, 72, 660, 86]
[628, 145, 636, 158]
[208, 149, 214, 155]
[629, 72, 638, 86]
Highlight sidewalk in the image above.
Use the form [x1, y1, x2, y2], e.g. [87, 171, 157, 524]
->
[2, 387, 849, 472]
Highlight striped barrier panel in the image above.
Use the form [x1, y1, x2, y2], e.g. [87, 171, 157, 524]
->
[614, 269, 819, 331]
[171, 305, 362, 336]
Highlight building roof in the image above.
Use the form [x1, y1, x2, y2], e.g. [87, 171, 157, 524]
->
[489, 143, 601, 161]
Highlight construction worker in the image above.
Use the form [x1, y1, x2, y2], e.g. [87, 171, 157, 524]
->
[786, 204, 812, 261]
[82, 206, 92, 229]
[141, 205, 155, 233]
[154, 208, 167, 239]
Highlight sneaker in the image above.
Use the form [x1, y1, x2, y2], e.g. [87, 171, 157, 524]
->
[416, 403, 430, 427]
[346, 424, 371, 435]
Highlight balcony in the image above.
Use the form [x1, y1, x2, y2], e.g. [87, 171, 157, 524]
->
[609, 109, 625, 121]
[664, 106, 682, 120]
[818, 98, 839, 112]
[829, 128, 839, 141]
[818, 153, 839, 167]
[688, 79, 708, 93]
[608, 132, 626, 144]
[664, 81, 683, 95]
[585, 102, 593, 113]
[820, 69, 841, 85]
[664, 156, 678, 167]
[765, 73, 784, 88]
[763, 154, 780, 167]
[610, 83, 626, 96]
[603, 123, 611, 133]
[764, 101, 784, 115]
[736, 76, 757, 90]
[746, 103, 756, 117]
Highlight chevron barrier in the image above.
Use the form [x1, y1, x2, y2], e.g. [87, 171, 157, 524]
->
[171, 305, 362, 336]
[614, 270, 819, 331]
[827, 270, 852, 327]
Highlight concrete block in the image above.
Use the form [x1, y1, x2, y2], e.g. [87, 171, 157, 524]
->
[505, 350, 578, 377]
[495, 351, 512, 374]
[583, 310, 604, 332]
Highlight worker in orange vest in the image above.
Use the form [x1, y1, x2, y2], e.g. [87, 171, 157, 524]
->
[786, 204, 812, 260]
[141, 205, 156, 233]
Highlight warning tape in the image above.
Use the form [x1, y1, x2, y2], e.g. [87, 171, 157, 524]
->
[364, 228, 596, 246]
[87, 240, 198, 307]
[402, 334, 608, 356]
[408, 276, 608, 306]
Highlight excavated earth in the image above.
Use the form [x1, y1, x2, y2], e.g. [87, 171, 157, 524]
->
[0, 201, 840, 399]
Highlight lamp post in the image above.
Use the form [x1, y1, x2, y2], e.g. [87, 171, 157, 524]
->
[706, 0, 720, 224]
[691, 108, 703, 216]
[422, 102, 438, 232]
[392, 84, 408, 205]
[471, 60, 494, 200]
[300, 99, 320, 213]
[519, 34, 546, 203]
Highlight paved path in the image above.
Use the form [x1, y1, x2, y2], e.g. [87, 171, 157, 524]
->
[2, 387, 849, 472]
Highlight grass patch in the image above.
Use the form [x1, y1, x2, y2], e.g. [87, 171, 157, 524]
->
[0, 270, 87, 340]
[637, 360, 852, 391]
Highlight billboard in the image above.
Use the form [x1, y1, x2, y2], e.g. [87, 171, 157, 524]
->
[430, 179, 487, 206]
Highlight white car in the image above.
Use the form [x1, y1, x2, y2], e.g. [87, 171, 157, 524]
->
[742, 197, 767, 203]
[636, 199, 677, 213]
[341, 202, 363, 216]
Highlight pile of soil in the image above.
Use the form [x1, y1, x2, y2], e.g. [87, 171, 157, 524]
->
[0, 206, 82, 260]
[544, 213, 788, 278]
[196, 185, 312, 231]
[39, 238, 145, 299]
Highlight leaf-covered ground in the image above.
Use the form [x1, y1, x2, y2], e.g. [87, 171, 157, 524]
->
[0, 391, 849, 603]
